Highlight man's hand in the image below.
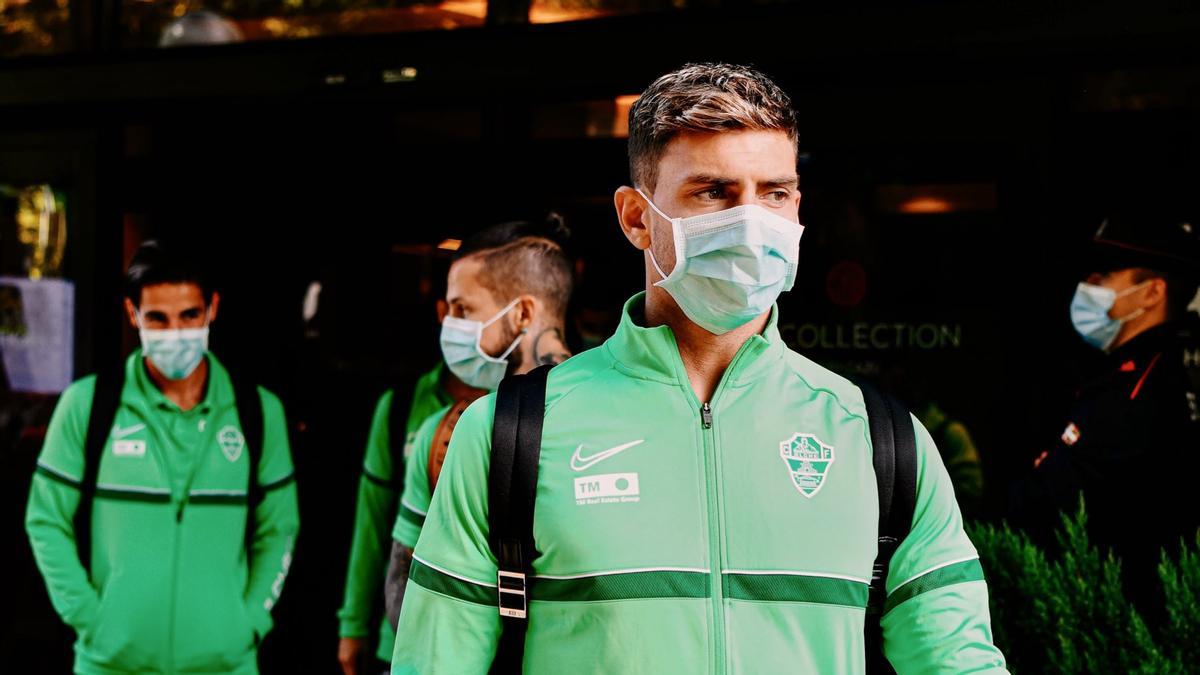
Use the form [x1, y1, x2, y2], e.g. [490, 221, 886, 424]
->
[338, 636, 366, 675]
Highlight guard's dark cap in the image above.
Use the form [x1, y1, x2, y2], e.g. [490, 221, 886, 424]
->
[1087, 209, 1200, 276]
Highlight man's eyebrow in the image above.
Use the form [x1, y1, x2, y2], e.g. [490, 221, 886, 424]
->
[761, 176, 800, 189]
[682, 174, 739, 187]
[681, 174, 800, 189]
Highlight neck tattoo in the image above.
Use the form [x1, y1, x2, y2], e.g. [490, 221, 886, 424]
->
[533, 327, 571, 366]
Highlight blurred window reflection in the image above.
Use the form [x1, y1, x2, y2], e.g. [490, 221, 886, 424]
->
[531, 94, 639, 139]
[0, 0, 72, 58]
[529, 0, 685, 24]
[122, 1, 487, 49]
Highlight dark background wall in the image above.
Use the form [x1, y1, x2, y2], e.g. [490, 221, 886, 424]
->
[5, 2, 1200, 671]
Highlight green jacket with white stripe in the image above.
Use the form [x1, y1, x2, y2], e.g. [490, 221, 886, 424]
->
[25, 351, 300, 675]
[392, 293, 1007, 674]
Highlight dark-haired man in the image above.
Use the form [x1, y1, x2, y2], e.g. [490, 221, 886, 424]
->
[382, 216, 574, 631]
[26, 240, 299, 674]
[392, 64, 1005, 673]
[1011, 210, 1200, 581]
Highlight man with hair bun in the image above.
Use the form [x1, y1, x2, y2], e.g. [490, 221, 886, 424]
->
[382, 214, 575, 634]
[393, 64, 1006, 673]
[341, 214, 575, 674]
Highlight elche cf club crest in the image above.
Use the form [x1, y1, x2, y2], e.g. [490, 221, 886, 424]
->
[218, 425, 246, 463]
[779, 433, 835, 498]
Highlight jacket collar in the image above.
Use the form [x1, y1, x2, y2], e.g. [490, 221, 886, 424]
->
[124, 349, 229, 415]
[604, 292, 786, 388]
[1108, 322, 1175, 364]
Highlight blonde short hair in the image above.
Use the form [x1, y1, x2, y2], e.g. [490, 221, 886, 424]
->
[628, 63, 799, 191]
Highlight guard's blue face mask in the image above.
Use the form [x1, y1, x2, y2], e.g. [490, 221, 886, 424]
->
[137, 311, 210, 380]
[1070, 280, 1151, 351]
[637, 190, 804, 335]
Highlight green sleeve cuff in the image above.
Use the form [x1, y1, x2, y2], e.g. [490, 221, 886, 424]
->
[335, 594, 372, 639]
[338, 618, 370, 639]
[247, 600, 275, 642]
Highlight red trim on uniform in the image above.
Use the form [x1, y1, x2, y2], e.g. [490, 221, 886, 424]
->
[1130, 352, 1163, 400]
[1120, 360, 1137, 372]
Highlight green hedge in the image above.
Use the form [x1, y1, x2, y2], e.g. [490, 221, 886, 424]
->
[967, 501, 1200, 674]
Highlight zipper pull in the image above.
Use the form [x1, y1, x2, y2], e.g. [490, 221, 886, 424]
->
[176, 501, 185, 523]
[701, 402, 713, 429]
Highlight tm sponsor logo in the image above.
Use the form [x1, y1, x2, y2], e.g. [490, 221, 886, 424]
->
[574, 472, 640, 506]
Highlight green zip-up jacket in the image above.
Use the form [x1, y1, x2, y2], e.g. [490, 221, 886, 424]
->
[338, 364, 452, 661]
[393, 294, 1007, 674]
[25, 351, 299, 675]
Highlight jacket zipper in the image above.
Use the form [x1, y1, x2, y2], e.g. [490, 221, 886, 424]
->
[675, 335, 756, 674]
[167, 498, 186, 675]
[699, 401, 725, 674]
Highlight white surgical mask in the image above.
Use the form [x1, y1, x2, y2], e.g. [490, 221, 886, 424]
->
[1070, 280, 1152, 352]
[138, 311, 210, 380]
[638, 189, 804, 335]
[440, 298, 524, 391]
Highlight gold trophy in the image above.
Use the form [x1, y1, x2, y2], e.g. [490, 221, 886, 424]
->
[14, 184, 66, 280]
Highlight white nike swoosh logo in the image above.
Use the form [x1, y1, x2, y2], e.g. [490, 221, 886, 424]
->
[111, 423, 146, 439]
[571, 440, 644, 472]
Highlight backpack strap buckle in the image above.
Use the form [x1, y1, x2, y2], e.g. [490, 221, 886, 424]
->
[497, 570, 527, 619]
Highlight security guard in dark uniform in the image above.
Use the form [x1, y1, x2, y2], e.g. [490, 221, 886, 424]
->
[1011, 210, 1200, 588]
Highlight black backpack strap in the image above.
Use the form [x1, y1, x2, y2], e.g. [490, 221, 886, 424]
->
[77, 369, 123, 577]
[231, 375, 265, 554]
[488, 365, 552, 675]
[387, 375, 419, 489]
[858, 380, 918, 674]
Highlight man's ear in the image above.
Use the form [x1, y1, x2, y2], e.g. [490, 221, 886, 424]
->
[207, 292, 221, 323]
[1145, 278, 1168, 310]
[123, 297, 140, 330]
[614, 186, 653, 251]
[436, 299, 449, 324]
[512, 295, 537, 334]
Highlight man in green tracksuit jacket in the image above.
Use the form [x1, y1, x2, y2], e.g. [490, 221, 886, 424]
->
[387, 217, 575, 599]
[344, 215, 573, 673]
[392, 64, 1007, 673]
[26, 240, 299, 674]
[337, 362, 480, 672]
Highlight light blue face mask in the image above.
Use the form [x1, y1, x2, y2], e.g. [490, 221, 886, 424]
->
[1070, 280, 1150, 352]
[637, 190, 804, 335]
[138, 313, 210, 380]
[440, 298, 524, 391]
